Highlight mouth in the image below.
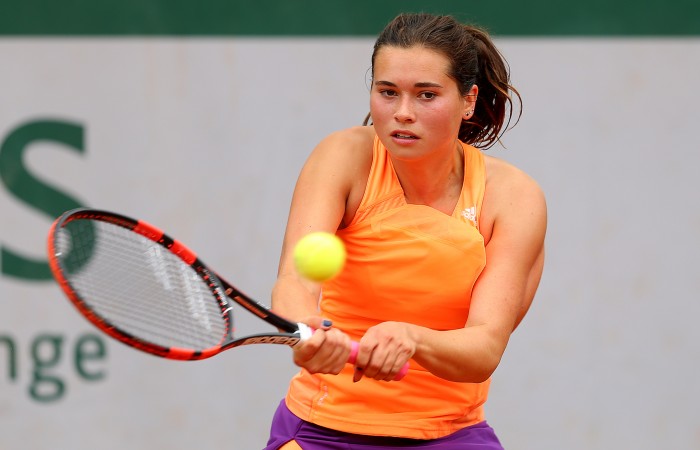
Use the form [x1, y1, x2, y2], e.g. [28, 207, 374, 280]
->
[391, 131, 419, 140]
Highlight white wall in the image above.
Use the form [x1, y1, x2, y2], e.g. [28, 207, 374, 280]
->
[0, 37, 698, 449]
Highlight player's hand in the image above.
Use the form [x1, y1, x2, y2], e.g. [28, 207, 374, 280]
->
[353, 321, 415, 382]
[293, 317, 352, 375]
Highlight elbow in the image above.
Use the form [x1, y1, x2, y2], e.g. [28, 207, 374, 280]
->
[469, 365, 497, 383]
[465, 362, 498, 383]
[444, 367, 494, 384]
[450, 352, 502, 383]
[473, 346, 505, 382]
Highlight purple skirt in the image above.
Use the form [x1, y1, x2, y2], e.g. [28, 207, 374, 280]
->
[264, 400, 504, 449]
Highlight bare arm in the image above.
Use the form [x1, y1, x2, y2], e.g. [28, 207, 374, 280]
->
[271, 126, 373, 373]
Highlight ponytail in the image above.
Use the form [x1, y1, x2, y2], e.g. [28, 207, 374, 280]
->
[460, 25, 521, 148]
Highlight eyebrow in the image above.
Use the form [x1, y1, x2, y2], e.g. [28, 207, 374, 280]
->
[374, 80, 444, 88]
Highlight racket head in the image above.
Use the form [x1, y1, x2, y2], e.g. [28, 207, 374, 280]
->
[47, 208, 235, 360]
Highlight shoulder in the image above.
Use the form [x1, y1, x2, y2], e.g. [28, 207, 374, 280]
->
[304, 125, 374, 184]
[481, 155, 547, 244]
[312, 126, 375, 158]
[297, 126, 375, 227]
[484, 155, 543, 195]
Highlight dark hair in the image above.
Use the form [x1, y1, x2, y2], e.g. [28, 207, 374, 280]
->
[363, 13, 521, 149]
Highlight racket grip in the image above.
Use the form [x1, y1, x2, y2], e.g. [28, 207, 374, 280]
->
[348, 341, 409, 381]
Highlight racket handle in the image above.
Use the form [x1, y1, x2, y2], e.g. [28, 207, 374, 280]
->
[348, 341, 409, 381]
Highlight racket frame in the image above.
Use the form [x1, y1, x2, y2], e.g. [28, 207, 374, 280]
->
[47, 208, 312, 360]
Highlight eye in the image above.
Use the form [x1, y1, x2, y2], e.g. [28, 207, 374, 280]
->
[379, 89, 398, 97]
[419, 92, 437, 100]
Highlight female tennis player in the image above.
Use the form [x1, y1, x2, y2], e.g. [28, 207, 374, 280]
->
[265, 12, 547, 449]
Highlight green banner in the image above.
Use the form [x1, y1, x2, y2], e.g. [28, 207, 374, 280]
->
[0, 0, 698, 36]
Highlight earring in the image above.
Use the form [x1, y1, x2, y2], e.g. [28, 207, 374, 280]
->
[465, 110, 473, 117]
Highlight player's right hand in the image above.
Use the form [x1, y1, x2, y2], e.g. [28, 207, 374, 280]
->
[293, 317, 352, 375]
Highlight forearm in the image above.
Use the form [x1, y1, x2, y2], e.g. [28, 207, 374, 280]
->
[270, 273, 322, 323]
[409, 324, 509, 383]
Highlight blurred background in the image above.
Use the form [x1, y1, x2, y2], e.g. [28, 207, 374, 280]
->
[1, 1, 699, 449]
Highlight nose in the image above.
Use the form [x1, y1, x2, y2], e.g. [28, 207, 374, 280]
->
[394, 98, 415, 123]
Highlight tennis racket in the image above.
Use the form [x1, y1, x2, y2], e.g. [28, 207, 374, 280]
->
[47, 208, 408, 380]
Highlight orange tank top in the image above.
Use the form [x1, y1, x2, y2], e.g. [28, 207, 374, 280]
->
[285, 136, 488, 439]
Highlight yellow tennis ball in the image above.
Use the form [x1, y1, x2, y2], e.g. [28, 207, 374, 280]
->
[293, 232, 346, 282]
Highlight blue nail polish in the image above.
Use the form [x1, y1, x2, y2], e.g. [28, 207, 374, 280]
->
[322, 319, 332, 327]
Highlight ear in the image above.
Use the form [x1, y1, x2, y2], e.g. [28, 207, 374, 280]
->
[461, 84, 479, 120]
[464, 84, 478, 111]
[461, 85, 479, 120]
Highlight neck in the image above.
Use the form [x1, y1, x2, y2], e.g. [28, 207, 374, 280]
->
[392, 142, 464, 212]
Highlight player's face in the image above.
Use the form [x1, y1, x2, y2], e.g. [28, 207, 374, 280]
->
[369, 45, 473, 161]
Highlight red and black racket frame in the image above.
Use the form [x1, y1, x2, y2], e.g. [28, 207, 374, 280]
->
[47, 208, 308, 361]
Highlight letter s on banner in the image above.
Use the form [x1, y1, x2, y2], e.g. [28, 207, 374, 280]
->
[0, 119, 88, 281]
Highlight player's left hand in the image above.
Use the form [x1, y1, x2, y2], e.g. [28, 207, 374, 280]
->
[353, 321, 415, 382]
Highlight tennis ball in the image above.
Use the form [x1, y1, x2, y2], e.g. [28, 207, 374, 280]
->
[293, 232, 346, 282]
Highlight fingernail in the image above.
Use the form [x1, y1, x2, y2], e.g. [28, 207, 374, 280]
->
[322, 319, 332, 327]
[353, 367, 363, 383]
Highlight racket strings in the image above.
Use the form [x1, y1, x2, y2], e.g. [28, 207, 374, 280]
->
[56, 220, 229, 351]
[75, 235, 213, 337]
